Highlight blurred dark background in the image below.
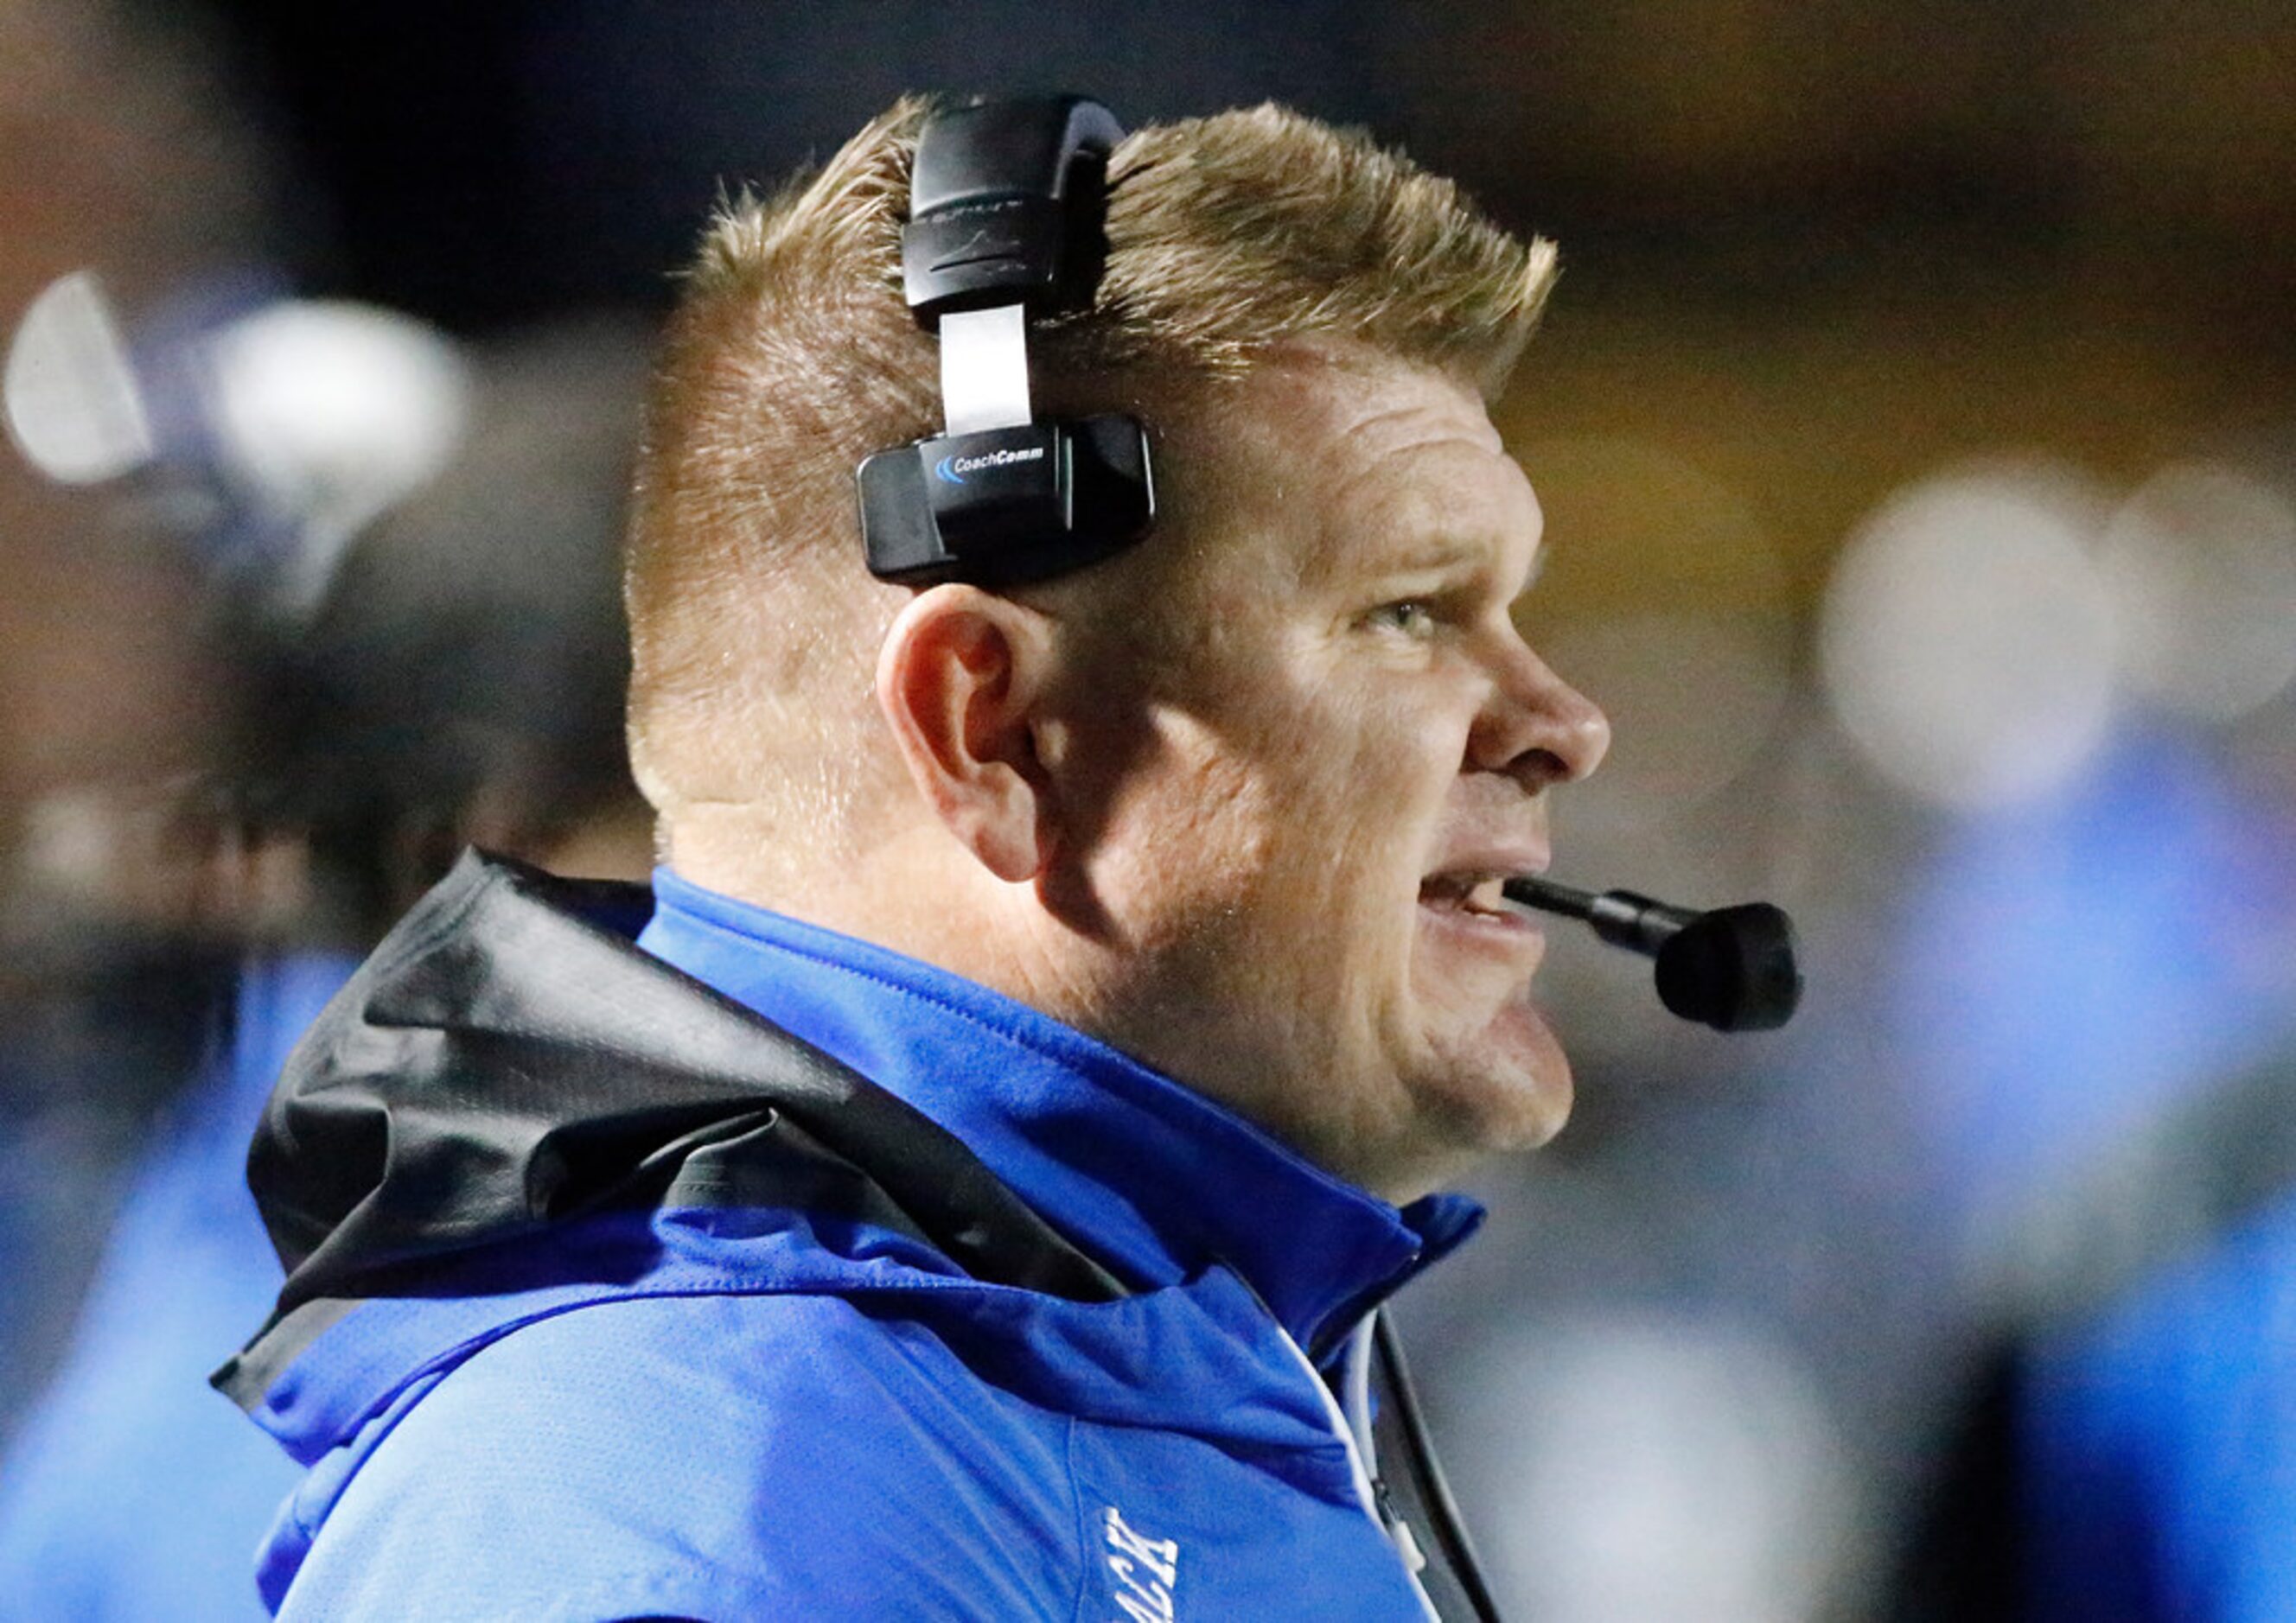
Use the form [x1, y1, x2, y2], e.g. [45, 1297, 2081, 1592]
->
[2, 3, 2292, 1618]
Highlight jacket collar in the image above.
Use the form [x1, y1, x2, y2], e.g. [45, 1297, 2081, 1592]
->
[640, 868, 1481, 1358]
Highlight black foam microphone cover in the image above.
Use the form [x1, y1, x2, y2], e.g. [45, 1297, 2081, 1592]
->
[1651, 902, 1802, 1032]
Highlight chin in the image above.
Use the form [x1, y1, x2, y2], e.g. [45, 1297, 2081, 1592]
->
[1404, 904, 1572, 1155]
[1418, 999, 1577, 1163]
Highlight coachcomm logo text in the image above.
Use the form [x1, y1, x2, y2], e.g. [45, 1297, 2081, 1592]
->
[934, 445, 1048, 485]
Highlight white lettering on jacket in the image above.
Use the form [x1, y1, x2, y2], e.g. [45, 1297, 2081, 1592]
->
[1103, 1505, 1180, 1622]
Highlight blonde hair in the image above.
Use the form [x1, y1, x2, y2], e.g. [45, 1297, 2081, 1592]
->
[625, 96, 1557, 840]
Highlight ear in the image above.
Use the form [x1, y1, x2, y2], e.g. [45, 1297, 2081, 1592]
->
[874, 584, 1059, 884]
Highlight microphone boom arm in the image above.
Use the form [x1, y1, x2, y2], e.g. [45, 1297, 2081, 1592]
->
[1502, 876, 1803, 1033]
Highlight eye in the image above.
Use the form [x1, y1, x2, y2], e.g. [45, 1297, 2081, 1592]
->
[1366, 599, 1438, 641]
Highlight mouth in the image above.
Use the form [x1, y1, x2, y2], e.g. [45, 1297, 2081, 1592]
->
[1416, 870, 1523, 920]
[1415, 860, 1551, 957]
[1414, 823, 1555, 980]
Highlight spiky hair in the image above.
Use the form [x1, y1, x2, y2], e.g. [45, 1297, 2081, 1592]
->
[624, 95, 1557, 827]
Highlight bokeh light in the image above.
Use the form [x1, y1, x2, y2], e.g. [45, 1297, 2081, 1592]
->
[2100, 459, 2296, 724]
[1819, 461, 2119, 809]
[201, 301, 472, 614]
[1454, 1308, 1859, 1623]
[3, 271, 152, 487]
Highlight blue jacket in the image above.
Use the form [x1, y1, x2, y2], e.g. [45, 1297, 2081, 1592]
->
[217, 854, 1483, 1620]
[0, 952, 353, 1622]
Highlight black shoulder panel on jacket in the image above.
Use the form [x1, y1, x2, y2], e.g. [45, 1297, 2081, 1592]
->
[216, 850, 1127, 1403]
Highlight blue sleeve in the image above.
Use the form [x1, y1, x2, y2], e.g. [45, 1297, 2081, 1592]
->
[273, 1291, 1087, 1622]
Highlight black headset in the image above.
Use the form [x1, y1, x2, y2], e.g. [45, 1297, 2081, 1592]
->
[854, 94, 1155, 588]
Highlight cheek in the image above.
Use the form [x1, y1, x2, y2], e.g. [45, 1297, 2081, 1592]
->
[1093, 653, 1472, 971]
[1083, 706, 1279, 943]
[1203, 656, 1483, 936]
[1237, 689, 1418, 896]
[1319, 676, 1478, 857]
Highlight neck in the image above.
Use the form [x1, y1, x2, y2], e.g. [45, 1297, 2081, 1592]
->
[664, 807, 1067, 1015]
[660, 809, 1457, 1205]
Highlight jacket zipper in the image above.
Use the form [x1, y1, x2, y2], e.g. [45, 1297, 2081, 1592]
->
[1268, 1317, 1444, 1623]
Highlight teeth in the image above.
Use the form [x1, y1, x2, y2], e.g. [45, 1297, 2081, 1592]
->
[1419, 872, 1511, 912]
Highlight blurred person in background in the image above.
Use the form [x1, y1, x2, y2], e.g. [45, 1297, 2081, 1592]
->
[2015, 689, 2296, 1623]
[0, 315, 654, 1620]
[0, 12, 644, 1617]
[0, 0, 274, 1438]
[2016, 1058, 2296, 1623]
[1886, 679, 2296, 1622]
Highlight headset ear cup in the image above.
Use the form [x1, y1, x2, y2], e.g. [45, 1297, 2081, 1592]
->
[859, 415, 1153, 589]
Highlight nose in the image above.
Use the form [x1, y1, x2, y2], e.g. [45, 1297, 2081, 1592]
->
[1466, 628, 1611, 790]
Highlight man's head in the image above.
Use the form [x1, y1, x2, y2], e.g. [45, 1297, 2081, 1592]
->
[626, 99, 1609, 1199]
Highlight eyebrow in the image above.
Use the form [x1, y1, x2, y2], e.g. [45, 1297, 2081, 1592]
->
[1345, 530, 1542, 599]
[1360, 536, 1489, 576]
[1310, 469, 1540, 592]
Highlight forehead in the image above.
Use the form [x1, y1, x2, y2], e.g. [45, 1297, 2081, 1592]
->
[1200, 351, 1540, 588]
